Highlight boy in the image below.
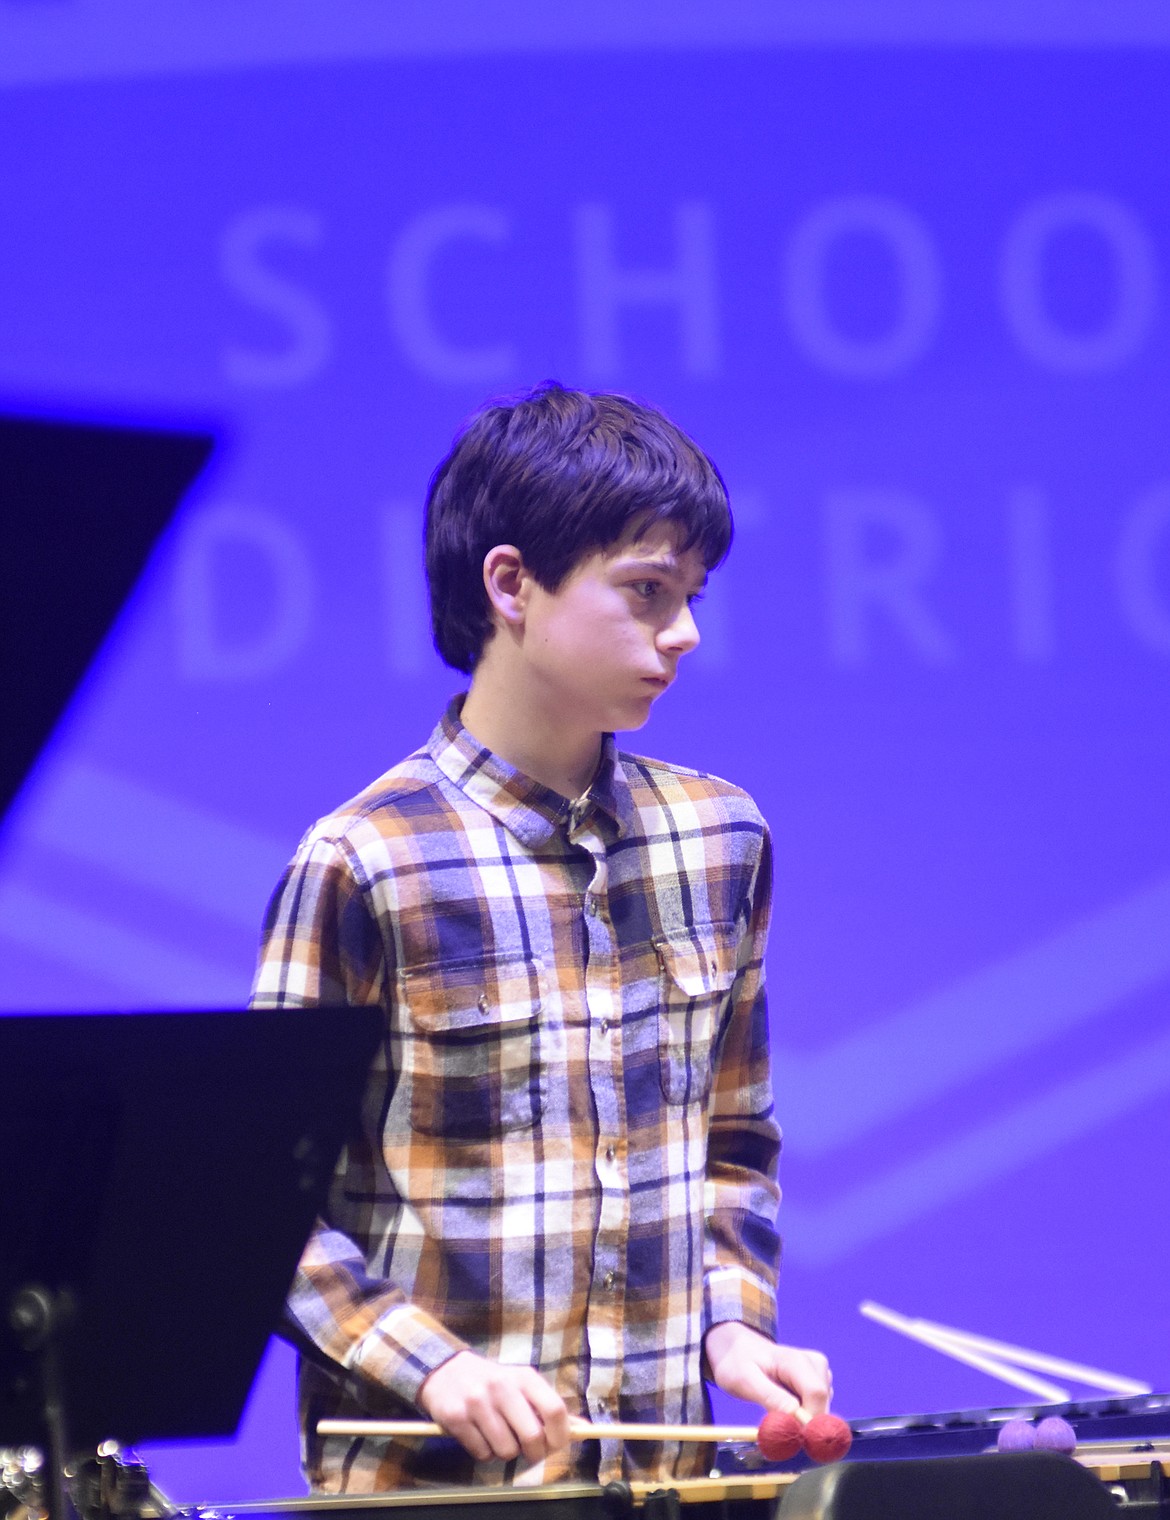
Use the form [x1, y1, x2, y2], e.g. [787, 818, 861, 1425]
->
[252, 384, 831, 1492]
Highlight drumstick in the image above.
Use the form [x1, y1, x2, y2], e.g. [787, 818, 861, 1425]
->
[859, 1301, 1151, 1397]
[859, 1301, 1070, 1402]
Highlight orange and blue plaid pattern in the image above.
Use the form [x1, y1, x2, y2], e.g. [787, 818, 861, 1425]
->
[252, 702, 781, 1490]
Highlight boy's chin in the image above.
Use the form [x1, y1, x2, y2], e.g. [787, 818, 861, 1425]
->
[611, 703, 656, 735]
[594, 683, 665, 734]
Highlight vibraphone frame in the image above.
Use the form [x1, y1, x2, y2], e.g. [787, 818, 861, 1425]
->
[198, 1456, 1170, 1520]
[202, 1476, 792, 1520]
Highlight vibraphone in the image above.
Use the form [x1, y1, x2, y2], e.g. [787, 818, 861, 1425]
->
[193, 1451, 1166, 1520]
[4, 1395, 1168, 1520]
[193, 1476, 785, 1520]
[192, 1394, 1170, 1520]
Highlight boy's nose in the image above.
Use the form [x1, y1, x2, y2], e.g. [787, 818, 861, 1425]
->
[660, 601, 701, 656]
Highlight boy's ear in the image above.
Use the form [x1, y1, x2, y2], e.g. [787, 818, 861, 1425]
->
[482, 544, 531, 628]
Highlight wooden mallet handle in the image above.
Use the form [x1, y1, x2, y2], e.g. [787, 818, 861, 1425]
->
[317, 1417, 762, 1444]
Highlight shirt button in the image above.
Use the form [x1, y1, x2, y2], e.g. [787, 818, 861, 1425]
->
[603, 1271, 617, 1290]
[605, 1145, 616, 1164]
[586, 897, 599, 917]
[600, 1018, 610, 1035]
[477, 993, 488, 1014]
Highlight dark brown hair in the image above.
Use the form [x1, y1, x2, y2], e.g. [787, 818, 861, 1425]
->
[425, 382, 732, 673]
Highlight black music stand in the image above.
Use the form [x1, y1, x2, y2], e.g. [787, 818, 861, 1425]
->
[0, 412, 214, 822]
[0, 1008, 381, 1520]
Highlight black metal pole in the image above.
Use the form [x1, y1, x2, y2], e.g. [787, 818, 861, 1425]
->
[9, 1284, 77, 1520]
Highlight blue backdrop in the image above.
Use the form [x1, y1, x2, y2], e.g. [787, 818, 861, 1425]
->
[2, 5, 1168, 1502]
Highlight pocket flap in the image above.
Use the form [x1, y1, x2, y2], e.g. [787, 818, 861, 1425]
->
[401, 955, 545, 1033]
[655, 924, 737, 999]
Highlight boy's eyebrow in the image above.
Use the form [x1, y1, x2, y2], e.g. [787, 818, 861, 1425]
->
[620, 554, 709, 590]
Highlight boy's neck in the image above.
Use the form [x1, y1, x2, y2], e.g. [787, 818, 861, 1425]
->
[461, 666, 602, 803]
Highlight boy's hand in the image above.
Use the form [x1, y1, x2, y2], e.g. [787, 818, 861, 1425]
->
[418, 1350, 570, 1465]
[704, 1321, 833, 1414]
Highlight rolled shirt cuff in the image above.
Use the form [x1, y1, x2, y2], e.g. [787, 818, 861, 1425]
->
[703, 1265, 779, 1344]
[350, 1303, 470, 1407]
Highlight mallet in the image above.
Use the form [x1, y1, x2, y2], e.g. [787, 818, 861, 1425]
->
[318, 1410, 854, 1464]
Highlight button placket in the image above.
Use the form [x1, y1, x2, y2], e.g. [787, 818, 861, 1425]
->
[578, 819, 625, 1442]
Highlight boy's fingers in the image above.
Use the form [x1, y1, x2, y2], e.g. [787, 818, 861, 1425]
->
[776, 1348, 833, 1413]
[523, 1370, 571, 1449]
[425, 1355, 568, 1464]
[450, 1417, 494, 1463]
[472, 1404, 523, 1463]
[489, 1381, 548, 1464]
[760, 1349, 831, 1414]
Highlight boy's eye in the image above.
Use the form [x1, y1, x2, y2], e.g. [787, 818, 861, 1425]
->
[632, 579, 661, 599]
[687, 590, 705, 607]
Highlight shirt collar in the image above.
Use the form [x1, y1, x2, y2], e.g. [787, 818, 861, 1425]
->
[428, 698, 631, 847]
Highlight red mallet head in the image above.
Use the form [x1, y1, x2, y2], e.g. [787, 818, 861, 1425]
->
[801, 1413, 853, 1464]
[1034, 1416, 1076, 1455]
[757, 1409, 804, 1462]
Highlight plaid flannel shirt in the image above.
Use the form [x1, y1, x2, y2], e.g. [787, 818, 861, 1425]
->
[252, 701, 781, 1491]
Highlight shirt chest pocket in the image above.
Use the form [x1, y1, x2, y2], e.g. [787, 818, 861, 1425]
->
[400, 955, 547, 1139]
[654, 925, 738, 1105]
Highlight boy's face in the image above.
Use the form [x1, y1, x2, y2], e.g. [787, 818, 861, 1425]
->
[519, 522, 707, 736]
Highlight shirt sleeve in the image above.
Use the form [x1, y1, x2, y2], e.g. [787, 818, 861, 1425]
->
[251, 831, 470, 1406]
[702, 821, 783, 1340]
